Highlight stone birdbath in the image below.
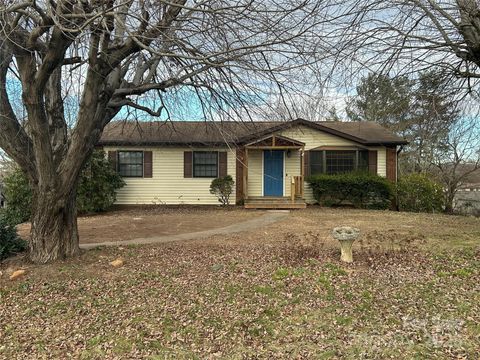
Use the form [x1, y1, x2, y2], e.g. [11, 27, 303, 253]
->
[332, 226, 360, 263]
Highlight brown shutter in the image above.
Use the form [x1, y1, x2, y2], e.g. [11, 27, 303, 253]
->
[386, 147, 397, 182]
[218, 152, 227, 177]
[303, 150, 310, 177]
[236, 147, 245, 202]
[143, 151, 153, 178]
[184, 151, 193, 178]
[368, 150, 377, 175]
[108, 151, 117, 172]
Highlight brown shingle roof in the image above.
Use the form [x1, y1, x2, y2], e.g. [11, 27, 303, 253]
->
[98, 118, 408, 146]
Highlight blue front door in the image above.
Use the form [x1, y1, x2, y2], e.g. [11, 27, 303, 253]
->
[264, 150, 284, 196]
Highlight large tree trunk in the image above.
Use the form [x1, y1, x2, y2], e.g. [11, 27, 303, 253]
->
[28, 186, 80, 263]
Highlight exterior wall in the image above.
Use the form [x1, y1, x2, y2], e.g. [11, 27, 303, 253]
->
[105, 124, 394, 206]
[246, 150, 263, 197]
[279, 125, 358, 149]
[104, 146, 236, 205]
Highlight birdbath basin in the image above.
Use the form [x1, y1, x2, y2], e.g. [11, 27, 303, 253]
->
[332, 226, 360, 263]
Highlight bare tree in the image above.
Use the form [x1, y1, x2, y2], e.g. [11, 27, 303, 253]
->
[430, 118, 480, 213]
[319, 0, 480, 96]
[319, 1, 480, 213]
[0, 1, 326, 263]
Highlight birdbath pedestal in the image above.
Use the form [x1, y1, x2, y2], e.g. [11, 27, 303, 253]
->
[332, 226, 360, 263]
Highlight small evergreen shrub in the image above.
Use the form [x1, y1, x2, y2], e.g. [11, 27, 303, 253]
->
[2, 167, 32, 225]
[77, 151, 126, 213]
[2, 151, 125, 225]
[396, 173, 444, 212]
[0, 214, 27, 260]
[210, 175, 234, 206]
[307, 172, 394, 209]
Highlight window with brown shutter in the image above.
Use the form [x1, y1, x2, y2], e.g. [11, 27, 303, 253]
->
[218, 152, 228, 177]
[303, 150, 310, 177]
[184, 151, 193, 178]
[117, 151, 144, 177]
[193, 151, 218, 177]
[143, 151, 153, 178]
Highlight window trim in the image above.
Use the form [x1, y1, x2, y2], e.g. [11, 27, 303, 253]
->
[192, 151, 219, 178]
[117, 150, 144, 178]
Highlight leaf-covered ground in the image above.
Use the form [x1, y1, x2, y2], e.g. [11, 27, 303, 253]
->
[1, 208, 479, 359]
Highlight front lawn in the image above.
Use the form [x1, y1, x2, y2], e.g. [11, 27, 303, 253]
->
[1, 208, 479, 359]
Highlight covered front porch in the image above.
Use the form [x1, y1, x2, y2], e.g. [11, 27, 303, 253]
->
[237, 134, 307, 209]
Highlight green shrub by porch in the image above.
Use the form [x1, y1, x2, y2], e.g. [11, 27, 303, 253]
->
[0, 214, 27, 260]
[307, 172, 393, 209]
[396, 173, 444, 213]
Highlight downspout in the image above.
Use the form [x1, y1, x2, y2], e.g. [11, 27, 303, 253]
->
[395, 145, 405, 211]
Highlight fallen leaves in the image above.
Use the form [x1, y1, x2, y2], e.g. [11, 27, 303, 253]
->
[0, 208, 479, 359]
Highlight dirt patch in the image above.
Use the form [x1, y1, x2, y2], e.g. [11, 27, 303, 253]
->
[17, 206, 264, 244]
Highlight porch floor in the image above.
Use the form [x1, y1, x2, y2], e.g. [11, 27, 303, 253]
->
[244, 196, 306, 209]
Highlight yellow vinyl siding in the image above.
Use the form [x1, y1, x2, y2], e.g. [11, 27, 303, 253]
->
[279, 125, 357, 149]
[246, 150, 263, 197]
[284, 150, 301, 196]
[104, 147, 236, 205]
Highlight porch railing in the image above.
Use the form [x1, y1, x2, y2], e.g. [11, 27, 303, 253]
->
[290, 176, 304, 203]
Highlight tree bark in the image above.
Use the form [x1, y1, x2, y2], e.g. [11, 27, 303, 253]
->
[28, 185, 80, 263]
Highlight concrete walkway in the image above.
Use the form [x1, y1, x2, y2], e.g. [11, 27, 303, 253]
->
[81, 210, 290, 249]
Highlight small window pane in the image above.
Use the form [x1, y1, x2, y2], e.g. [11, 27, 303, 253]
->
[118, 151, 143, 177]
[310, 151, 324, 175]
[193, 151, 218, 178]
[326, 151, 355, 174]
[358, 150, 369, 171]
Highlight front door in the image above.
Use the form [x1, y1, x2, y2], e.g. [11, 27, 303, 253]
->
[263, 150, 284, 196]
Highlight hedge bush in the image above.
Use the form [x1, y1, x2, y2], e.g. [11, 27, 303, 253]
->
[0, 214, 27, 261]
[2, 151, 125, 225]
[396, 173, 444, 213]
[306, 172, 394, 209]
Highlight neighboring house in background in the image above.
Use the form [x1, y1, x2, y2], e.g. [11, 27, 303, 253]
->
[98, 118, 407, 208]
[455, 168, 480, 215]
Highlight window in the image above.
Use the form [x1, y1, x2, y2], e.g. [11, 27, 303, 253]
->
[310, 151, 324, 175]
[326, 151, 356, 174]
[358, 150, 369, 172]
[193, 151, 218, 177]
[310, 150, 369, 175]
[118, 151, 143, 177]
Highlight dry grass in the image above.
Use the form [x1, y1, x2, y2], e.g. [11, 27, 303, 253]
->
[1, 207, 479, 359]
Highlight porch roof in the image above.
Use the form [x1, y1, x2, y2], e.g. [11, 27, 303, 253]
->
[244, 134, 305, 149]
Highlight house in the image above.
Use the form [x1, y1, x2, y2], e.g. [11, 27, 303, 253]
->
[99, 118, 407, 208]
